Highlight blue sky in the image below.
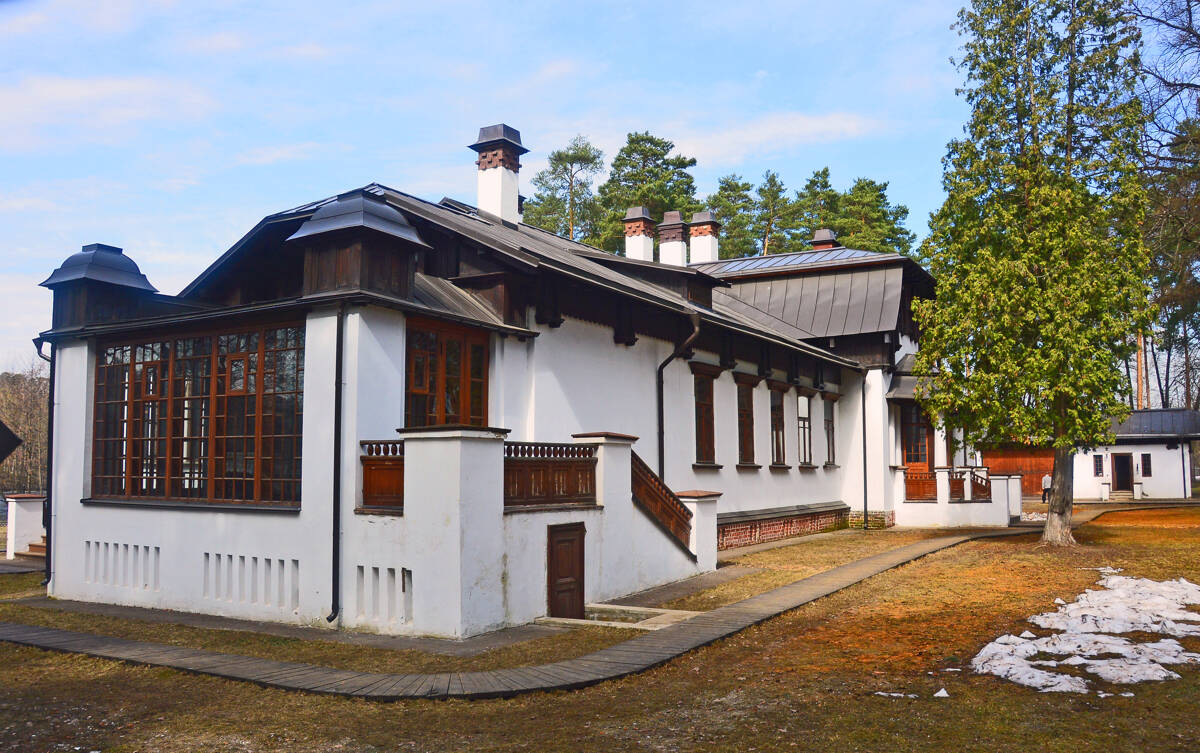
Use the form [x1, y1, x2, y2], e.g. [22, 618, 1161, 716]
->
[0, 0, 968, 367]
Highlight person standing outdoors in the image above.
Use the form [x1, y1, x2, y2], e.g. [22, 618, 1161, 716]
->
[1041, 472, 1053, 504]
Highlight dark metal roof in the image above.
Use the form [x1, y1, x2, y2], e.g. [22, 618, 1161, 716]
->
[692, 246, 899, 278]
[1112, 409, 1200, 440]
[286, 192, 430, 248]
[0, 417, 21, 466]
[716, 265, 905, 338]
[40, 243, 157, 292]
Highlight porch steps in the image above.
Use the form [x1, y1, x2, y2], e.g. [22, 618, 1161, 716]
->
[1109, 491, 1134, 502]
[18, 535, 46, 559]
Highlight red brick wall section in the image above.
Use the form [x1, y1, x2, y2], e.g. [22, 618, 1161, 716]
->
[475, 146, 522, 172]
[849, 510, 896, 530]
[717, 509, 850, 550]
[623, 219, 657, 237]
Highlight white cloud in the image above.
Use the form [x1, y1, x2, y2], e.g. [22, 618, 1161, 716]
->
[235, 142, 327, 166]
[0, 74, 215, 151]
[0, 195, 58, 212]
[674, 111, 883, 166]
[0, 274, 52, 368]
[180, 30, 246, 54]
[0, 9, 49, 37]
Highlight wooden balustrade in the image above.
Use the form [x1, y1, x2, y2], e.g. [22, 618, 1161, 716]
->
[630, 451, 693, 552]
[503, 442, 597, 507]
[970, 470, 992, 501]
[948, 470, 965, 501]
[360, 440, 405, 510]
[904, 469, 937, 501]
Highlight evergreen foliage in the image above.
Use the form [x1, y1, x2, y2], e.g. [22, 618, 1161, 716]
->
[522, 136, 604, 243]
[913, 0, 1151, 544]
[705, 174, 758, 259]
[595, 132, 700, 253]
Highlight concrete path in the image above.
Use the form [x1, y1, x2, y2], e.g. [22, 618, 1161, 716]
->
[0, 505, 1182, 701]
[0, 559, 41, 575]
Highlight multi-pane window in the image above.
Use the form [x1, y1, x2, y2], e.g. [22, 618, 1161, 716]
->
[824, 396, 837, 465]
[690, 363, 719, 464]
[769, 385, 787, 466]
[797, 393, 813, 465]
[734, 374, 760, 465]
[405, 318, 489, 428]
[1093, 454, 1104, 477]
[901, 404, 931, 468]
[93, 324, 304, 505]
[1141, 453, 1152, 477]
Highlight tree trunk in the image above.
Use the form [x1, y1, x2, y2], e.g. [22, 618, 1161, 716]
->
[1042, 445, 1076, 545]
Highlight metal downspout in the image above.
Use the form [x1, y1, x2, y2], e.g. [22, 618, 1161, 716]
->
[36, 339, 54, 586]
[657, 313, 702, 478]
[327, 304, 346, 622]
[861, 370, 870, 530]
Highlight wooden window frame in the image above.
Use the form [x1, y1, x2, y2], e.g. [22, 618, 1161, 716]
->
[92, 321, 305, 507]
[767, 380, 790, 467]
[689, 362, 722, 465]
[404, 316, 490, 428]
[822, 392, 839, 466]
[1093, 454, 1104, 477]
[901, 403, 933, 471]
[733, 372, 761, 467]
[1141, 452, 1152, 477]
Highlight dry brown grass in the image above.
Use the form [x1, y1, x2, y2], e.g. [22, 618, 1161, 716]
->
[662, 528, 950, 611]
[2, 509, 1200, 752]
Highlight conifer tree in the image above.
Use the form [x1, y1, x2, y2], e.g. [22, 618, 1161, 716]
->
[705, 174, 758, 258]
[752, 171, 799, 255]
[595, 132, 700, 253]
[522, 136, 604, 243]
[793, 167, 841, 242]
[914, 0, 1151, 545]
[837, 178, 917, 257]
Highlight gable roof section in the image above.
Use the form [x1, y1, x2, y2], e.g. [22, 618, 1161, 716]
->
[1112, 409, 1200, 440]
[176, 183, 860, 370]
[692, 247, 901, 278]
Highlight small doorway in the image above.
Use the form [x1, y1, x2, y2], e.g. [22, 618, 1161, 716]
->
[1113, 453, 1134, 492]
[547, 523, 585, 618]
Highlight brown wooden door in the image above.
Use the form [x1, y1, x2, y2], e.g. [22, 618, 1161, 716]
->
[1113, 454, 1133, 492]
[547, 523, 585, 619]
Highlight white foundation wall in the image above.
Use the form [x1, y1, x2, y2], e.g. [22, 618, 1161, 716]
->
[495, 315, 855, 517]
[1073, 444, 1192, 500]
[49, 311, 339, 625]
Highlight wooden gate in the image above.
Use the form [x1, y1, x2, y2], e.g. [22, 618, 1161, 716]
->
[547, 523, 585, 619]
[981, 447, 1055, 496]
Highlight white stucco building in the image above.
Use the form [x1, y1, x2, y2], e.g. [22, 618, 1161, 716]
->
[35, 123, 1022, 639]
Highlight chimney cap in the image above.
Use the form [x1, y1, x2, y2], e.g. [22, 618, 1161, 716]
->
[659, 210, 686, 227]
[40, 243, 157, 292]
[690, 210, 720, 227]
[811, 228, 839, 245]
[622, 206, 654, 223]
[469, 123, 529, 156]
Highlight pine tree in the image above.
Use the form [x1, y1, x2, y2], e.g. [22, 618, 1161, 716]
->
[522, 136, 604, 243]
[836, 178, 917, 257]
[595, 132, 700, 253]
[793, 168, 841, 244]
[914, 0, 1150, 545]
[751, 171, 799, 255]
[705, 174, 758, 258]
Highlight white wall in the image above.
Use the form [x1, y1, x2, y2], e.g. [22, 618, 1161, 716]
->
[1073, 444, 1191, 500]
[5, 497, 44, 558]
[495, 315, 861, 518]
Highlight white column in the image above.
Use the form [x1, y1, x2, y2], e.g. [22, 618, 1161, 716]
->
[625, 234, 654, 261]
[477, 166, 520, 224]
[679, 492, 720, 572]
[659, 239, 687, 266]
[400, 427, 507, 638]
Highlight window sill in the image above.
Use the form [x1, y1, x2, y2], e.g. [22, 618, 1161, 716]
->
[735, 463, 762, 471]
[81, 497, 300, 514]
[692, 462, 724, 471]
[503, 502, 601, 515]
[355, 506, 404, 517]
[903, 499, 938, 504]
[768, 463, 792, 471]
[823, 462, 840, 470]
[796, 463, 819, 471]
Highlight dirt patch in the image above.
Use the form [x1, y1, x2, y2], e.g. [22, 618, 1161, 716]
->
[1090, 507, 1200, 528]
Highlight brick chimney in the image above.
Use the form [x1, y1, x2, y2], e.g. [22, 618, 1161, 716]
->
[810, 228, 839, 250]
[657, 211, 688, 266]
[623, 206, 656, 261]
[688, 210, 720, 264]
[469, 124, 528, 224]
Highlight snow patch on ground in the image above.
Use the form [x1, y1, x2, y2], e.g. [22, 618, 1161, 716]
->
[971, 574, 1200, 694]
[1021, 512, 1048, 522]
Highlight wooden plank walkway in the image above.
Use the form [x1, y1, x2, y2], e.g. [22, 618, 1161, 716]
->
[0, 507, 1175, 701]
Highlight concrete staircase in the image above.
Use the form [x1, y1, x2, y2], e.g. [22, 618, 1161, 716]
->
[17, 535, 45, 559]
[1109, 490, 1134, 502]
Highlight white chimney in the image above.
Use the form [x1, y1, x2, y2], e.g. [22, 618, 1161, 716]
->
[469, 124, 527, 224]
[689, 210, 720, 264]
[658, 211, 688, 266]
[623, 206, 656, 261]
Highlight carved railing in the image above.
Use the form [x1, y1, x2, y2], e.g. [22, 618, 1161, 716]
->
[970, 469, 992, 501]
[503, 442, 597, 507]
[948, 470, 966, 501]
[361, 440, 405, 509]
[630, 451, 693, 552]
[903, 470, 937, 501]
